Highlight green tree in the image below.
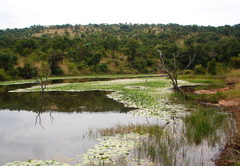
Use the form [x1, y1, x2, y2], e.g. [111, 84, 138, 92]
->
[0, 50, 18, 72]
[48, 49, 64, 75]
[126, 38, 140, 68]
[194, 64, 206, 75]
[207, 58, 217, 75]
[17, 60, 36, 79]
[89, 53, 102, 72]
[98, 63, 109, 73]
[230, 54, 240, 69]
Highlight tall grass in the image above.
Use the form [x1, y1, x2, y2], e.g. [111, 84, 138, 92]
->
[87, 123, 164, 138]
[183, 107, 228, 145]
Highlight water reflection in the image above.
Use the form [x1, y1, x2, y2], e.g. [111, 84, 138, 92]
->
[0, 87, 141, 164]
[0, 110, 148, 165]
[0, 91, 133, 113]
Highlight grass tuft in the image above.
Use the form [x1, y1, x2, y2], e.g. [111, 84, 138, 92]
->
[183, 107, 228, 145]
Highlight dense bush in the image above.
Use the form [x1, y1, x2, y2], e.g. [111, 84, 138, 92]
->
[230, 54, 240, 69]
[194, 64, 206, 75]
[184, 69, 192, 75]
[98, 63, 109, 73]
[0, 69, 11, 80]
[147, 59, 154, 67]
[17, 61, 37, 79]
[207, 59, 217, 75]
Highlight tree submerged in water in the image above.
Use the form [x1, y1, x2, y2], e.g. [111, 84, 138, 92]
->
[157, 49, 196, 100]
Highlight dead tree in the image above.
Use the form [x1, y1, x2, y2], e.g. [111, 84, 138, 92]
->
[27, 55, 52, 93]
[157, 49, 195, 100]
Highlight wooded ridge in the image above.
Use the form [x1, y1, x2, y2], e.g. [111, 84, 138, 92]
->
[0, 23, 240, 80]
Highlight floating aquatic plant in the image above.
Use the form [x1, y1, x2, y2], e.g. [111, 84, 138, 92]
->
[77, 133, 149, 165]
[3, 159, 71, 166]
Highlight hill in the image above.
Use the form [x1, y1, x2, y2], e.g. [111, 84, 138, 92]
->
[0, 23, 240, 80]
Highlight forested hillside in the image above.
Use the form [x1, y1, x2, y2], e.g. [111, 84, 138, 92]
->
[0, 23, 240, 80]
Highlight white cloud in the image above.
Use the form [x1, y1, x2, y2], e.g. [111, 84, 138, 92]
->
[0, 0, 239, 29]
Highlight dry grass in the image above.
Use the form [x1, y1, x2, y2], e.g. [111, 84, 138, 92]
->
[225, 69, 240, 87]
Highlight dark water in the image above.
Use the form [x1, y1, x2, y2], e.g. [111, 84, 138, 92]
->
[0, 78, 148, 164]
[0, 91, 133, 113]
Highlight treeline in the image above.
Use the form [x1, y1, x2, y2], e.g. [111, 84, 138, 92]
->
[0, 23, 240, 80]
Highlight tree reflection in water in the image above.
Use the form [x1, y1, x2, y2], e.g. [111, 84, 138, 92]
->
[34, 93, 54, 129]
[0, 90, 135, 128]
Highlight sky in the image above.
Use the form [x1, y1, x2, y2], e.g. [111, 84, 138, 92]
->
[0, 0, 240, 30]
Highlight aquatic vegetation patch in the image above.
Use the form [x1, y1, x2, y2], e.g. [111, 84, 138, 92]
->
[0, 74, 160, 85]
[77, 133, 149, 165]
[87, 123, 165, 138]
[11, 78, 191, 120]
[3, 159, 71, 166]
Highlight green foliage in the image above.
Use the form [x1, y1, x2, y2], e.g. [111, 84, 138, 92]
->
[89, 53, 102, 67]
[126, 38, 140, 68]
[194, 64, 206, 75]
[216, 62, 228, 74]
[48, 49, 64, 75]
[207, 58, 217, 75]
[77, 61, 88, 70]
[134, 57, 147, 72]
[146, 59, 154, 67]
[0, 69, 11, 80]
[1, 23, 240, 78]
[230, 54, 240, 69]
[17, 61, 37, 79]
[0, 50, 18, 72]
[184, 69, 192, 75]
[98, 63, 109, 73]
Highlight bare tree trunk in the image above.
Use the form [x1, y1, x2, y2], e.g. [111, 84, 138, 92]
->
[27, 55, 52, 94]
[157, 49, 195, 100]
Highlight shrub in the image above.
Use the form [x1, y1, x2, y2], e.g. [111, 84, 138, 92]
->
[7, 66, 19, 78]
[77, 61, 88, 70]
[98, 63, 109, 73]
[194, 64, 206, 75]
[67, 63, 76, 71]
[230, 54, 240, 69]
[184, 69, 192, 75]
[147, 59, 154, 67]
[0, 69, 11, 80]
[17, 61, 37, 79]
[207, 58, 217, 75]
[114, 60, 120, 66]
[216, 62, 228, 74]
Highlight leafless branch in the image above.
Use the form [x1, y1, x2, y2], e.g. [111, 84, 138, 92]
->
[35, 112, 44, 129]
[27, 56, 52, 93]
[157, 49, 175, 84]
[157, 49, 196, 100]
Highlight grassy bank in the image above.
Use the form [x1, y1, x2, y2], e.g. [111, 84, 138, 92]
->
[178, 70, 240, 165]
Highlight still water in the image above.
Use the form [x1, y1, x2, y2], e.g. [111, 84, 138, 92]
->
[0, 79, 150, 165]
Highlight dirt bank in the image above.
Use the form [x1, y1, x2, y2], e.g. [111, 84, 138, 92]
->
[194, 88, 240, 165]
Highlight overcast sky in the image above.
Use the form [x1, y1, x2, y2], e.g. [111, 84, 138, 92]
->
[0, 0, 239, 30]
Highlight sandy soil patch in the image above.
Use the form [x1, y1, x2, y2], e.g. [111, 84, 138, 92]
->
[194, 87, 229, 94]
[218, 98, 240, 107]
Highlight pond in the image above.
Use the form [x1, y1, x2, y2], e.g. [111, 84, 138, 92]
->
[0, 77, 234, 165]
[0, 78, 154, 165]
